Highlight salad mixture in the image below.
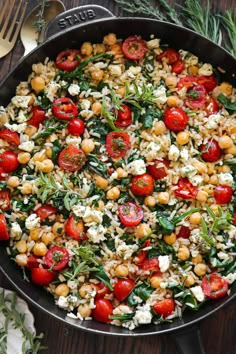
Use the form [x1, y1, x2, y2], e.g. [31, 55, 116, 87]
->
[0, 33, 236, 330]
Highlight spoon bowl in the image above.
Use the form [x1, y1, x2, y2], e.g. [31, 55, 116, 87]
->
[20, 0, 65, 56]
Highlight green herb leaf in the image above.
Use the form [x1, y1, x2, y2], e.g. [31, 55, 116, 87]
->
[87, 154, 109, 179]
[127, 281, 153, 306]
[217, 93, 236, 111]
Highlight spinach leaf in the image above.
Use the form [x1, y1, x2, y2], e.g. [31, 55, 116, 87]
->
[11, 195, 36, 212]
[141, 108, 163, 128]
[109, 313, 135, 322]
[86, 154, 109, 178]
[166, 284, 202, 310]
[87, 183, 104, 199]
[127, 281, 153, 306]
[34, 119, 67, 141]
[217, 93, 236, 111]
[52, 140, 62, 164]
[89, 118, 111, 142]
[91, 266, 113, 290]
[36, 93, 51, 110]
[158, 215, 175, 235]
[147, 241, 175, 258]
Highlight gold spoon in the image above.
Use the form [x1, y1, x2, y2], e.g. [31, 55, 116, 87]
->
[20, 0, 65, 56]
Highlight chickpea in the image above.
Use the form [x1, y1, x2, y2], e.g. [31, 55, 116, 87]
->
[78, 303, 92, 318]
[209, 175, 218, 185]
[218, 82, 233, 96]
[81, 42, 93, 56]
[218, 165, 231, 173]
[203, 174, 210, 183]
[167, 95, 180, 107]
[52, 222, 64, 237]
[25, 125, 37, 137]
[94, 175, 109, 189]
[209, 204, 219, 216]
[225, 145, 236, 156]
[150, 276, 162, 288]
[15, 254, 28, 267]
[203, 185, 214, 195]
[31, 76, 45, 93]
[184, 274, 195, 287]
[41, 232, 55, 246]
[191, 254, 203, 264]
[218, 135, 233, 149]
[55, 283, 70, 297]
[115, 264, 129, 277]
[7, 176, 20, 188]
[177, 246, 190, 261]
[135, 223, 151, 238]
[207, 164, 214, 175]
[144, 196, 156, 207]
[79, 284, 94, 298]
[165, 75, 178, 88]
[116, 167, 128, 179]
[33, 151, 47, 162]
[30, 228, 40, 241]
[81, 139, 95, 154]
[18, 152, 31, 164]
[157, 192, 169, 205]
[107, 187, 120, 200]
[35, 159, 54, 173]
[15, 240, 27, 253]
[116, 86, 126, 97]
[94, 43, 106, 54]
[229, 126, 236, 134]
[192, 160, 207, 174]
[188, 65, 199, 75]
[176, 131, 190, 145]
[46, 147, 52, 159]
[103, 33, 117, 46]
[91, 69, 104, 81]
[189, 212, 201, 225]
[91, 101, 102, 115]
[21, 182, 33, 195]
[94, 200, 105, 212]
[109, 43, 122, 55]
[194, 263, 207, 276]
[196, 190, 208, 203]
[33, 242, 48, 256]
[154, 120, 167, 135]
[164, 232, 176, 245]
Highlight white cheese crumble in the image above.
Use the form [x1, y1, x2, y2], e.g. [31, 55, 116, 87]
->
[72, 205, 103, 225]
[126, 159, 146, 175]
[153, 85, 167, 106]
[10, 222, 22, 238]
[18, 140, 35, 152]
[142, 142, 161, 161]
[198, 63, 213, 76]
[190, 286, 205, 302]
[16, 110, 28, 123]
[180, 165, 197, 177]
[4, 122, 27, 133]
[189, 174, 203, 186]
[146, 38, 160, 49]
[25, 213, 40, 230]
[218, 173, 233, 186]
[11, 96, 31, 108]
[108, 65, 122, 77]
[168, 144, 180, 161]
[87, 225, 107, 243]
[46, 81, 60, 102]
[158, 255, 170, 273]
[205, 114, 222, 130]
[68, 84, 80, 96]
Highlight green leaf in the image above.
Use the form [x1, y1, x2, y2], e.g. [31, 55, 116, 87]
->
[217, 93, 236, 111]
[127, 281, 153, 306]
[109, 313, 135, 322]
[91, 266, 113, 291]
[51, 140, 62, 164]
[158, 215, 175, 235]
[87, 154, 109, 178]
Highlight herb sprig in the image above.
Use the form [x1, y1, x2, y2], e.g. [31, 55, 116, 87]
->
[32, 0, 47, 45]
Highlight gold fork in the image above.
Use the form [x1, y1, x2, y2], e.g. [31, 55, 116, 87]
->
[0, 0, 27, 58]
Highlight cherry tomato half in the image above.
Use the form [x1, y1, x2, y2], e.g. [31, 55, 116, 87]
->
[174, 178, 198, 200]
[185, 84, 207, 109]
[131, 173, 154, 196]
[140, 257, 160, 272]
[172, 60, 185, 74]
[92, 298, 113, 323]
[31, 268, 57, 286]
[0, 214, 9, 240]
[232, 212, 236, 225]
[45, 246, 69, 271]
[0, 151, 19, 173]
[115, 105, 132, 127]
[58, 145, 86, 172]
[153, 298, 175, 318]
[214, 185, 233, 204]
[164, 107, 188, 132]
[118, 202, 143, 227]
[200, 139, 222, 162]
[0, 128, 20, 146]
[28, 106, 46, 128]
[147, 159, 170, 180]
[106, 132, 131, 159]
[205, 98, 219, 117]
[197, 75, 217, 93]
[52, 98, 78, 120]
[122, 36, 147, 60]
[35, 205, 57, 222]
[114, 278, 135, 301]
[95, 282, 111, 299]
[68, 118, 85, 136]
[27, 254, 40, 269]
[0, 190, 10, 211]
[201, 274, 228, 299]
[157, 49, 179, 64]
[65, 215, 86, 240]
[177, 225, 190, 239]
[55, 49, 81, 71]
[177, 76, 196, 90]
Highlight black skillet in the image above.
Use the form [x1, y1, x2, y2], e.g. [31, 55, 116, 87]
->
[0, 5, 235, 354]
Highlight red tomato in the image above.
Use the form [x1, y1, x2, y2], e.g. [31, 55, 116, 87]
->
[131, 173, 154, 196]
[0, 128, 20, 146]
[28, 106, 46, 128]
[0, 167, 8, 181]
[147, 159, 170, 180]
[45, 246, 69, 271]
[200, 139, 222, 162]
[106, 132, 131, 159]
[177, 76, 196, 90]
[68, 118, 85, 136]
[153, 298, 175, 318]
[140, 257, 160, 272]
[52, 98, 78, 120]
[58, 145, 86, 172]
[122, 36, 147, 60]
[118, 202, 143, 227]
[0, 151, 19, 173]
[157, 49, 179, 64]
[0, 190, 10, 211]
[174, 178, 198, 200]
[233, 212, 236, 225]
[92, 298, 113, 323]
[114, 278, 135, 301]
[164, 107, 188, 132]
[205, 98, 219, 117]
[135, 249, 147, 265]
[65, 215, 86, 240]
[95, 282, 111, 299]
[197, 75, 217, 92]
[177, 226, 190, 239]
[55, 49, 81, 71]
[31, 268, 57, 286]
[214, 185, 233, 204]
[172, 60, 185, 74]
[35, 205, 57, 222]
[201, 274, 228, 299]
[0, 214, 9, 240]
[27, 254, 40, 269]
[115, 105, 132, 127]
[185, 85, 207, 109]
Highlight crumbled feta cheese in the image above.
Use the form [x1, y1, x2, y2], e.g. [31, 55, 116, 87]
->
[11, 96, 31, 108]
[198, 63, 213, 76]
[190, 286, 205, 302]
[16, 110, 28, 123]
[168, 145, 180, 161]
[218, 173, 233, 186]
[133, 304, 152, 325]
[25, 213, 40, 230]
[126, 66, 141, 78]
[223, 273, 236, 284]
[10, 222, 22, 238]
[189, 174, 203, 186]
[205, 114, 222, 129]
[65, 135, 82, 145]
[57, 296, 68, 309]
[80, 99, 91, 110]
[68, 84, 80, 96]
[180, 148, 189, 161]
[115, 238, 138, 260]
[126, 159, 146, 175]
[108, 65, 122, 77]
[18, 140, 34, 152]
[46, 81, 60, 102]
[217, 251, 230, 261]
[158, 255, 170, 273]
[72, 205, 103, 225]
[87, 225, 107, 243]
[180, 165, 197, 177]
[153, 85, 167, 106]
[4, 122, 27, 133]
[142, 142, 161, 161]
[146, 38, 160, 49]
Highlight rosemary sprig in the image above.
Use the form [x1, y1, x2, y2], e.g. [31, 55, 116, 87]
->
[219, 9, 236, 57]
[114, 0, 167, 21]
[32, 0, 47, 45]
[158, 0, 182, 26]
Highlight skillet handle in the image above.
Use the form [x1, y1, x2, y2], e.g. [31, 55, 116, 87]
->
[45, 5, 115, 40]
[174, 326, 206, 354]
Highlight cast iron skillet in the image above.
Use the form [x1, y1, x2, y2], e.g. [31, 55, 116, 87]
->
[0, 5, 235, 354]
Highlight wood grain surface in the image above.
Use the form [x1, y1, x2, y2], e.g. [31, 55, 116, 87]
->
[0, 1, 236, 353]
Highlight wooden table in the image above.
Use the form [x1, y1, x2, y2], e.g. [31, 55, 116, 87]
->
[0, 1, 236, 353]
